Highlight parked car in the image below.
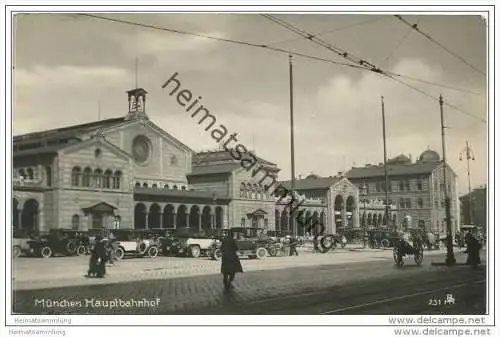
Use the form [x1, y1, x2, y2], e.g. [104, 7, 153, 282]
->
[162, 228, 218, 258]
[26, 229, 86, 258]
[110, 229, 161, 259]
[209, 227, 280, 260]
[12, 229, 35, 258]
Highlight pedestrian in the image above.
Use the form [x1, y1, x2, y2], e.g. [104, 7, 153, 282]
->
[289, 236, 299, 256]
[221, 229, 243, 289]
[88, 235, 107, 278]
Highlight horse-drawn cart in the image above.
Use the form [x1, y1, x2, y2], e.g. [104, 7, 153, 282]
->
[393, 239, 424, 267]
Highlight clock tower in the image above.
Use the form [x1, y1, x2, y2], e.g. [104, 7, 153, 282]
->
[126, 88, 148, 120]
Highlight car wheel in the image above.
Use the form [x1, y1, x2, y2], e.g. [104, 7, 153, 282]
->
[76, 245, 86, 256]
[13, 246, 22, 258]
[65, 240, 77, 255]
[148, 246, 159, 258]
[381, 239, 390, 248]
[115, 247, 125, 260]
[267, 246, 277, 257]
[137, 242, 148, 255]
[190, 245, 201, 258]
[256, 247, 267, 260]
[41, 246, 52, 258]
[212, 248, 222, 261]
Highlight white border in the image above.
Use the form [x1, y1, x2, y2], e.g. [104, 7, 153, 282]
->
[2, 2, 497, 331]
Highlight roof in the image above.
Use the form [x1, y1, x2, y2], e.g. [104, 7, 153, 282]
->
[279, 176, 342, 190]
[134, 187, 231, 200]
[13, 143, 69, 157]
[13, 117, 126, 144]
[346, 161, 441, 179]
[187, 163, 242, 176]
[193, 150, 277, 167]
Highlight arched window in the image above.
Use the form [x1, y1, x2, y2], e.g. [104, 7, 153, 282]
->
[417, 198, 424, 208]
[399, 199, 405, 209]
[152, 184, 158, 188]
[143, 183, 148, 188]
[246, 183, 252, 198]
[27, 168, 34, 180]
[181, 186, 186, 190]
[94, 169, 103, 188]
[405, 198, 411, 209]
[112, 171, 122, 189]
[135, 182, 141, 188]
[164, 184, 169, 189]
[103, 170, 113, 189]
[241, 218, 246, 227]
[19, 169, 26, 179]
[46, 166, 52, 186]
[399, 181, 405, 191]
[71, 167, 81, 186]
[82, 167, 92, 187]
[71, 214, 79, 230]
[173, 185, 178, 190]
[240, 183, 246, 197]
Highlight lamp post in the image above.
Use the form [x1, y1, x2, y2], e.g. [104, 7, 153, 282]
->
[361, 183, 368, 248]
[459, 141, 475, 226]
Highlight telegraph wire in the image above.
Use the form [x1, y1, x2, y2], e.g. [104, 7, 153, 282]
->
[380, 17, 420, 66]
[394, 15, 486, 76]
[261, 14, 486, 124]
[73, 13, 481, 97]
[266, 16, 388, 46]
[72, 13, 484, 122]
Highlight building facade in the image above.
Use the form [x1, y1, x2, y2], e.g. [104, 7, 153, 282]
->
[12, 87, 364, 236]
[346, 151, 460, 235]
[459, 185, 487, 233]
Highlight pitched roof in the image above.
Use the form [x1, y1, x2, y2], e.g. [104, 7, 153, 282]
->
[279, 176, 342, 190]
[346, 161, 440, 179]
[13, 143, 69, 157]
[187, 163, 242, 176]
[193, 150, 277, 167]
[13, 117, 126, 144]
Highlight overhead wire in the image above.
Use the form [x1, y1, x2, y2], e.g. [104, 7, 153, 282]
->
[394, 15, 486, 77]
[72, 13, 484, 121]
[261, 14, 486, 124]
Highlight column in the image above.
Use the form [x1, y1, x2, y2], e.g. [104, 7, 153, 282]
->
[172, 213, 177, 229]
[145, 212, 149, 229]
[159, 213, 163, 229]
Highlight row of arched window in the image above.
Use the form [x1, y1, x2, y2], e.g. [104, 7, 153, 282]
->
[239, 182, 270, 200]
[16, 168, 36, 180]
[71, 167, 122, 189]
[135, 182, 187, 190]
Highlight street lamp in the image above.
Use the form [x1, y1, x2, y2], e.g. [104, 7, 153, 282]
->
[361, 183, 368, 248]
[459, 141, 475, 226]
[212, 193, 218, 232]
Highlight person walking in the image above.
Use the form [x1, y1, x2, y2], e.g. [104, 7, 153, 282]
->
[221, 229, 243, 289]
[289, 236, 299, 256]
[88, 236, 107, 278]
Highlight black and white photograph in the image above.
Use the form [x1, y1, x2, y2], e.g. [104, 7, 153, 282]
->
[2, 2, 497, 336]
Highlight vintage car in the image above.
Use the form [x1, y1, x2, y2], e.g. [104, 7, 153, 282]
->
[26, 229, 88, 258]
[110, 229, 161, 259]
[209, 227, 280, 260]
[12, 230, 35, 258]
[162, 228, 218, 258]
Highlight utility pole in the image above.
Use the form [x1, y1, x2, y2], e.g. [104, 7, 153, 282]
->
[289, 54, 297, 238]
[460, 141, 475, 225]
[381, 97, 391, 230]
[440, 94, 456, 266]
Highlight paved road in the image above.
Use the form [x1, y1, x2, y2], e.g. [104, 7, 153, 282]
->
[12, 251, 486, 315]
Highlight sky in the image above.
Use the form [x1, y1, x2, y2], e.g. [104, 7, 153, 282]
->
[12, 12, 488, 195]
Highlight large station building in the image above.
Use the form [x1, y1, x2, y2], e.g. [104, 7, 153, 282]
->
[12, 87, 460, 236]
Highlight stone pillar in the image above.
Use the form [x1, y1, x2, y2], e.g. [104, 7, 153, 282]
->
[353, 199, 360, 228]
[145, 212, 149, 229]
[172, 213, 177, 229]
[159, 213, 163, 229]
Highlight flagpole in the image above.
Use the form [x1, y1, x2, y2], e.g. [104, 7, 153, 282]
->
[289, 54, 296, 238]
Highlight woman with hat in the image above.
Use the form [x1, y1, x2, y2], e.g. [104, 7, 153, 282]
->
[220, 229, 243, 288]
[88, 235, 107, 278]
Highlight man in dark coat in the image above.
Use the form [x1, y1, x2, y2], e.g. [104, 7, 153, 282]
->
[88, 236, 107, 278]
[221, 230, 243, 288]
[465, 232, 481, 267]
[289, 236, 299, 256]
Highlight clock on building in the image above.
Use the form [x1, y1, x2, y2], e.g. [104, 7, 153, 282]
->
[132, 135, 151, 164]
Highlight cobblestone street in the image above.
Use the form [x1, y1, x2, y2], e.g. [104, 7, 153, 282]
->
[12, 247, 485, 315]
